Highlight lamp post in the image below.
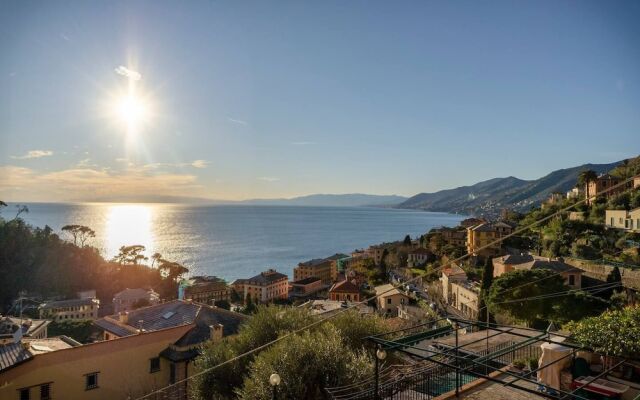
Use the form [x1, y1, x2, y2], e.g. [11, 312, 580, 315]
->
[375, 346, 387, 400]
[269, 373, 281, 400]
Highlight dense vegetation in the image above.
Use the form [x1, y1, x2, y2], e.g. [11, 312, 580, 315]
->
[0, 204, 182, 313]
[190, 306, 389, 400]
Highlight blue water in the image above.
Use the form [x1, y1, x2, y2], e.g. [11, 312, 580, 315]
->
[16, 203, 464, 282]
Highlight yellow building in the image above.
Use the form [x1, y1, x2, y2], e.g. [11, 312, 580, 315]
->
[293, 259, 335, 284]
[374, 284, 409, 316]
[231, 269, 289, 303]
[466, 222, 512, 257]
[492, 255, 582, 289]
[605, 208, 640, 232]
[183, 276, 230, 305]
[38, 297, 100, 322]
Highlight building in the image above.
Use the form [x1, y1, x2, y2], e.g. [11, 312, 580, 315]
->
[466, 222, 506, 257]
[586, 173, 624, 205]
[566, 187, 583, 199]
[440, 228, 467, 247]
[449, 280, 480, 320]
[231, 269, 289, 303]
[374, 284, 409, 316]
[294, 258, 335, 284]
[325, 253, 351, 275]
[92, 300, 246, 399]
[542, 192, 564, 209]
[605, 208, 640, 232]
[407, 248, 432, 268]
[440, 264, 468, 305]
[492, 254, 535, 277]
[182, 276, 229, 305]
[460, 217, 486, 228]
[39, 297, 100, 322]
[0, 316, 50, 340]
[328, 280, 360, 302]
[290, 277, 325, 299]
[493, 256, 582, 288]
[397, 304, 432, 324]
[113, 288, 160, 313]
[366, 245, 387, 265]
[1, 323, 192, 400]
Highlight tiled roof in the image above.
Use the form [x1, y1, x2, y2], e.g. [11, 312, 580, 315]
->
[329, 280, 359, 294]
[374, 284, 406, 297]
[94, 300, 246, 345]
[292, 277, 322, 285]
[496, 254, 534, 265]
[0, 317, 50, 338]
[514, 260, 581, 274]
[40, 298, 97, 309]
[325, 253, 350, 261]
[443, 264, 467, 277]
[0, 337, 76, 372]
[299, 258, 330, 267]
[0, 342, 32, 372]
[470, 223, 496, 232]
[113, 288, 158, 300]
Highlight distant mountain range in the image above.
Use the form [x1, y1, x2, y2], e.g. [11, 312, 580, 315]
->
[86, 193, 407, 208]
[397, 161, 621, 216]
[86, 159, 627, 214]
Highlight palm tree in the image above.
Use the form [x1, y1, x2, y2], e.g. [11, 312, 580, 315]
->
[578, 169, 598, 203]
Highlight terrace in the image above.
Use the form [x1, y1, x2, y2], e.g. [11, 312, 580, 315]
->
[326, 318, 638, 400]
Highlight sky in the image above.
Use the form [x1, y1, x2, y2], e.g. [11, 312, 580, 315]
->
[0, 1, 639, 202]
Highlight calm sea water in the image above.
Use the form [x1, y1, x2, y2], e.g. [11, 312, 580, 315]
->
[16, 203, 464, 281]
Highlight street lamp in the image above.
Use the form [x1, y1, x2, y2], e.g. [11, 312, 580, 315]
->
[269, 373, 281, 400]
[374, 346, 387, 400]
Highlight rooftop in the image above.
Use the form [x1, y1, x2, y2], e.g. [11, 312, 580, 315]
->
[0, 336, 78, 372]
[113, 288, 158, 300]
[329, 280, 360, 293]
[514, 259, 581, 274]
[298, 258, 331, 267]
[232, 269, 288, 286]
[40, 297, 98, 309]
[495, 253, 535, 265]
[0, 316, 50, 338]
[325, 253, 350, 261]
[94, 300, 246, 340]
[292, 277, 322, 285]
[374, 284, 407, 297]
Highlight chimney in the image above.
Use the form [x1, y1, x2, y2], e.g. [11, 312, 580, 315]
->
[210, 324, 224, 343]
[119, 311, 129, 324]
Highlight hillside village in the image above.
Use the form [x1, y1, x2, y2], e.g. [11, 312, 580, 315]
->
[1, 159, 640, 399]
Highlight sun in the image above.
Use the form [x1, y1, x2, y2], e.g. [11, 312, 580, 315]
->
[114, 93, 150, 135]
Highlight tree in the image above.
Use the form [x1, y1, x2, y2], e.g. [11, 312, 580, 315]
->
[403, 234, 412, 246]
[190, 306, 387, 400]
[150, 252, 162, 268]
[158, 259, 189, 282]
[477, 257, 495, 325]
[13, 204, 29, 220]
[578, 169, 598, 203]
[607, 266, 622, 284]
[61, 225, 96, 247]
[112, 245, 148, 265]
[486, 270, 567, 326]
[236, 325, 372, 400]
[566, 306, 640, 358]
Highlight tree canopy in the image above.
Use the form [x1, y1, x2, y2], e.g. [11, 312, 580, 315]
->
[190, 306, 389, 400]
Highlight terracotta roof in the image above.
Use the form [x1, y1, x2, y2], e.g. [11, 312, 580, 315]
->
[329, 280, 360, 294]
[442, 264, 467, 277]
[94, 300, 245, 340]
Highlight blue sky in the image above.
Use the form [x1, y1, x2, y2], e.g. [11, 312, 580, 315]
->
[0, 1, 639, 202]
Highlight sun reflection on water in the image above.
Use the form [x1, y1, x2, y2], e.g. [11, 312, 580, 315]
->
[105, 204, 155, 260]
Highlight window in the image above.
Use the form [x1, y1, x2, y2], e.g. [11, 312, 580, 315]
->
[19, 388, 29, 400]
[85, 372, 99, 390]
[568, 275, 575, 286]
[40, 384, 51, 400]
[386, 298, 391, 305]
[169, 363, 176, 384]
[150, 357, 161, 373]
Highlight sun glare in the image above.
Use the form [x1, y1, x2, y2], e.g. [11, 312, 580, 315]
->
[114, 93, 150, 135]
[105, 204, 154, 259]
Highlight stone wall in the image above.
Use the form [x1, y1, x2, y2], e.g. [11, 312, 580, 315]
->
[564, 257, 640, 290]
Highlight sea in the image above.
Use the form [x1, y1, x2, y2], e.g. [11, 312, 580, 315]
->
[15, 203, 465, 282]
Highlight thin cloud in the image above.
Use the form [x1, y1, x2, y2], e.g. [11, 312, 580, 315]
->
[291, 141, 316, 146]
[228, 117, 248, 125]
[191, 160, 209, 169]
[258, 177, 280, 182]
[60, 33, 70, 42]
[11, 150, 54, 159]
[114, 65, 142, 81]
